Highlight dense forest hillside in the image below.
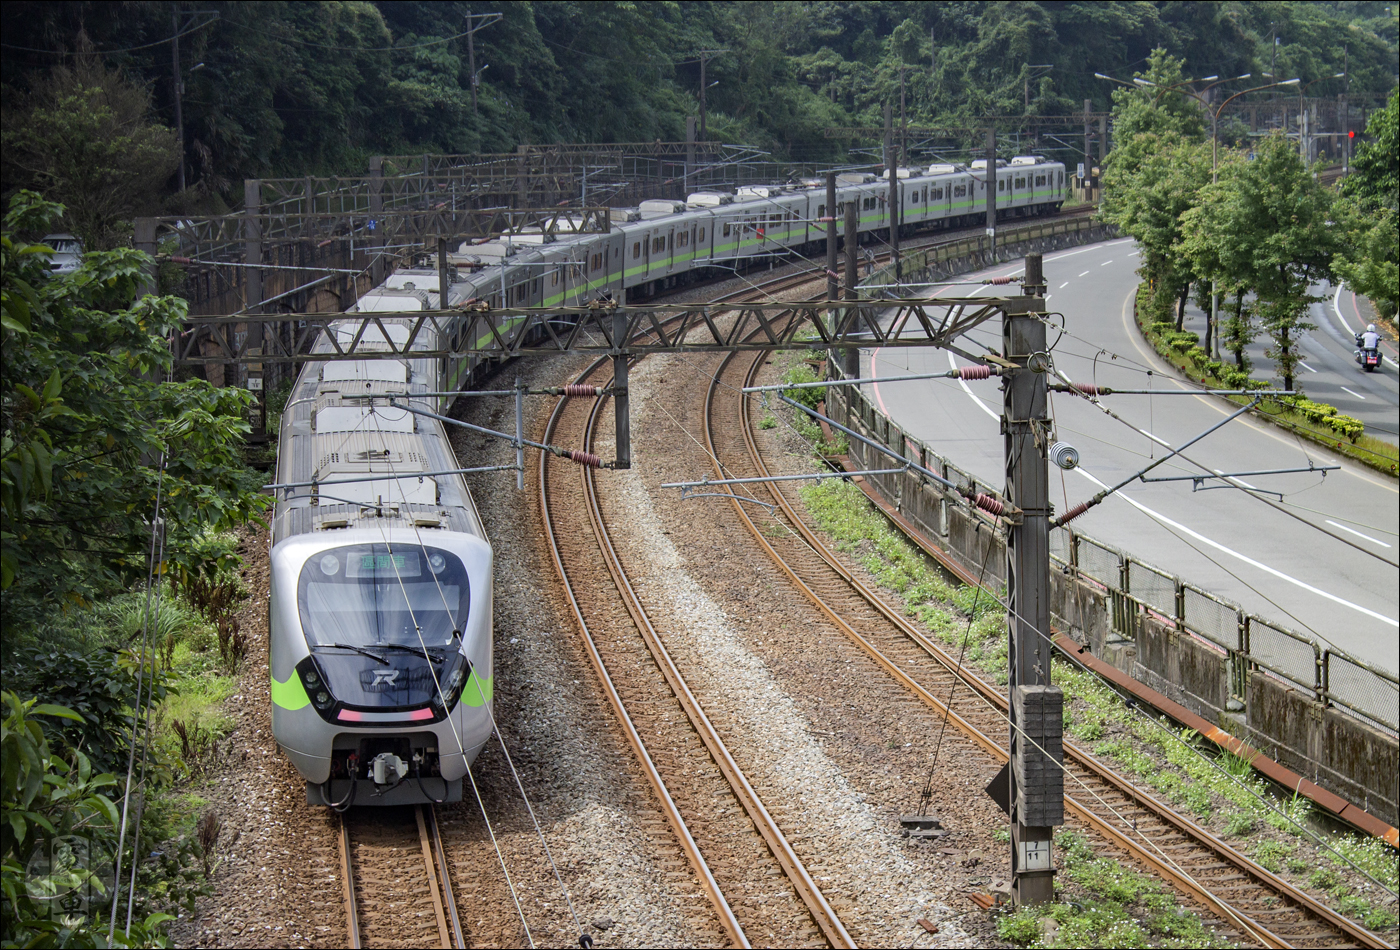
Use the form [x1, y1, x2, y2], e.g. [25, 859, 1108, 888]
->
[3, 1, 1396, 215]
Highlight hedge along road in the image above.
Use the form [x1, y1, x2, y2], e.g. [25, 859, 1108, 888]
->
[861, 238, 1400, 675]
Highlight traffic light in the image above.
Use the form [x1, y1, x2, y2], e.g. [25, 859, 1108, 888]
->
[1349, 130, 1356, 139]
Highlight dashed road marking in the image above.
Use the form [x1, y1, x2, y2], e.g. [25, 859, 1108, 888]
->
[1326, 520, 1392, 548]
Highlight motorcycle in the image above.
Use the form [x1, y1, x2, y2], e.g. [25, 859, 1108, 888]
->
[1354, 334, 1382, 372]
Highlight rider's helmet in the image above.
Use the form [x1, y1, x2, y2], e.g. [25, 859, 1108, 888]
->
[1367, 324, 1377, 333]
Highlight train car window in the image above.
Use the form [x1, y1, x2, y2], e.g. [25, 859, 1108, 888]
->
[551, 270, 559, 287]
[614, 247, 619, 258]
[1015, 176, 1026, 188]
[699, 227, 705, 242]
[954, 185, 966, 197]
[533, 279, 540, 294]
[722, 223, 731, 237]
[922, 186, 928, 202]
[836, 202, 845, 214]
[998, 180, 1005, 192]
[817, 203, 826, 218]
[633, 242, 641, 259]
[1035, 175, 1046, 186]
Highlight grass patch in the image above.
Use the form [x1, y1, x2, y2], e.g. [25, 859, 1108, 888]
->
[793, 447, 1400, 936]
[996, 831, 1221, 948]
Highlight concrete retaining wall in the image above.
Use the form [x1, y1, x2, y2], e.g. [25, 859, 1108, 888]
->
[826, 221, 1400, 825]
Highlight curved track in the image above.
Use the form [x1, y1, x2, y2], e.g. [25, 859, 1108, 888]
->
[339, 805, 464, 949]
[701, 338, 1391, 950]
[540, 272, 859, 948]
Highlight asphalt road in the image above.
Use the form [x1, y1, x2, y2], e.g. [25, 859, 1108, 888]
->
[863, 238, 1399, 675]
[1174, 280, 1399, 443]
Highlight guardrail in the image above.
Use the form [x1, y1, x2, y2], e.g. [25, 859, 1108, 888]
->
[832, 221, 1399, 741]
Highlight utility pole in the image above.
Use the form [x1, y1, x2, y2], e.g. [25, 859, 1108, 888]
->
[897, 66, 913, 166]
[697, 49, 728, 142]
[464, 12, 502, 117]
[985, 127, 997, 252]
[1342, 44, 1350, 173]
[826, 171, 839, 352]
[886, 103, 900, 280]
[1003, 252, 1063, 906]
[842, 201, 859, 379]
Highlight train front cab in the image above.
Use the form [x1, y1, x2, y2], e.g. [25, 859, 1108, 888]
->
[270, 529, 495, 808]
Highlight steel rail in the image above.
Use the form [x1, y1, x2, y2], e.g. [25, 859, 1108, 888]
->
[537, 268, 857, 947]
[338, 815, 362, 949]
[540, 351, 749, 949]
[424, 806, 467, 949]
[576, 375, 855, 950]
[719, 343, 1391, 950]
[415, 805, 454, 948]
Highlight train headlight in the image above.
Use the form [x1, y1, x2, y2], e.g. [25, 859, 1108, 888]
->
[319, 553, 340, 575]
[428, 554, 447, 574]
[315, 690, 331, 707]
[431, 655, 470, 710]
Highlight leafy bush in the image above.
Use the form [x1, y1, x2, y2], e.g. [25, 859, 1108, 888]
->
[781, 361, 824, 410]
[1328, 413, 1365, 442]
[4, 647, 170, 775]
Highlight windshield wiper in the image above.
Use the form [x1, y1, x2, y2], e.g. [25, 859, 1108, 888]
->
[374, 644, 448, 661]
[312, 642, 390, 665]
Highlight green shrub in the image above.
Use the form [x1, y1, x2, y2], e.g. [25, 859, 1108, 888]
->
[782, 362, 824, 410]
[1328, 413, 1364, 442]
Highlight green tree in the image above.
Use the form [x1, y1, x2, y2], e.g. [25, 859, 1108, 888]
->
[1106, 48, 1206, 147]
[1103, 138, 1211, 330]
[0, 56, 177, 249]
[1, 192, 268, 629]
[1181, 135, 1340, 390]
[1336, 86, 1398, 321]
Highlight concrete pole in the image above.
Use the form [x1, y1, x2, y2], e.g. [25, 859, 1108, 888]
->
[612, 307, 630, 469]
[244, 179, 266, 440]
[368, 156, 384, 286]
[985, 128, 997, 254]
[887, 103, 900, 281]
[826, 172, 839, 352]
[842, 202, 859, 380]
[1004, 252, 1063, 906]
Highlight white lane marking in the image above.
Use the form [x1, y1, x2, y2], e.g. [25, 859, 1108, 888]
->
[1341, 386, 1367, 400]
[1045, 294, 1052, 301]
[951, 350, 1398, 628]
[1299, 361, 1317, 373]
[1100, 260, 1114, 266]
[1071, 467, 1399, 627]
[1078, 270, 1090, 277]
[1059, 282, 1069, 289]
[1326, 520, 1393, 548]
[1332, 283, 1356, 335]
[1127, 250, 1139, 257]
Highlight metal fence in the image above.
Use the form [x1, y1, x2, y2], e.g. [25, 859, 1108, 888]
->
[831, 308, 1400, 736]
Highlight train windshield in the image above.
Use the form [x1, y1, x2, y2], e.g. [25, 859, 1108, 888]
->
[297, 543, 469, 648]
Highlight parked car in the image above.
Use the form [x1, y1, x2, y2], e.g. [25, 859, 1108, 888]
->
[43, 233, 82, 273]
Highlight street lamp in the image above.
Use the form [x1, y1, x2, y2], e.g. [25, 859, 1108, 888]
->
[1209, 79, 1300, 180]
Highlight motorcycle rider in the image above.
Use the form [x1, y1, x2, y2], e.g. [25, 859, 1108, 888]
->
[1362, 324, 1381, 350]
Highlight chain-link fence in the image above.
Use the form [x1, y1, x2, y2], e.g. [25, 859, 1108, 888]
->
[1075, 536, 1123, 591]
[832, 283, 1398, 740]
[1181, 584, 1242, 653]
[1126, 558, 1176, 620]
[1246, 615, 1322, 695]
[1325, 651, 1400, 734]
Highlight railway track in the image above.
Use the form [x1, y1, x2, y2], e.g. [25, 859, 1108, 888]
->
[338, 805, 464, 949]
[698, 331, 1392, 950]
[541, 270, 860, 948]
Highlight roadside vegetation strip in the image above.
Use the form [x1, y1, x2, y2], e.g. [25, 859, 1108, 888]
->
[1132, 285, 1399, 477]
[775, 393, 1400, 940]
